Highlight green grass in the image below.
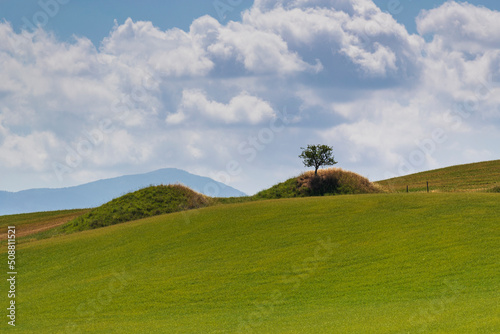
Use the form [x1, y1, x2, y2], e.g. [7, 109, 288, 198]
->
[377, 159, 500, 193]
[0, 209, 87, 230]
[62, 184, 213, 233]
[4, 193, 499, 333]
[0, 209, 89, 246]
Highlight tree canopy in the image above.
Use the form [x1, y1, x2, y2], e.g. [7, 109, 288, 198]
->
[299, 144, 337, 175]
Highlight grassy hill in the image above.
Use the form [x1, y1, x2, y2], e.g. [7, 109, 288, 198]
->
[62, 184, 213, 232]
[254, 168, 381, 199]
[5, 193, 499, 333]
[10, 169, 379, 242]
[376, 159, 500, 193]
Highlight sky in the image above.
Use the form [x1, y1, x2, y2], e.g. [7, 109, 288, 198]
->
[0, 0, 500, 195]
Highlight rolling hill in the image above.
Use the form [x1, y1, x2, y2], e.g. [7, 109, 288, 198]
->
[2, 168, 383, 243]
[63, 184, 213, 232]
[376, 159, 500, 193]
[4, 193, 499, 333]
[0, 168, 246, 215]
[254, 168, 382, 199]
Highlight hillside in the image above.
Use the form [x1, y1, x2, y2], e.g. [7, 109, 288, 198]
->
[62, 184, 213, 232]
[0, 168, 246, 216]
[6, 193, 499, 333]
[254, 168, 381, 199]
[6, 168, 381, 242]
[376, 159, 500, 193]
[0, 209, 88, 243]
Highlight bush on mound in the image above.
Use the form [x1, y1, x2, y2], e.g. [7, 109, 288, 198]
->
[489, 185, 500, 193]
[63, 184, 212, 232]
[254, 168, 382, 199]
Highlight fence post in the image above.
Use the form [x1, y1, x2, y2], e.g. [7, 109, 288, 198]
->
[427, 181, 429, 193]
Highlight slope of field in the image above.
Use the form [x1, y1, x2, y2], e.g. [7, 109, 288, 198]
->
[6, 193, 499, 333]
[0, 209, 88, 243]
[376, 159, 500, 192]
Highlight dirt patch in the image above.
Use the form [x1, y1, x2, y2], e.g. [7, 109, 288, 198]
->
[0, 213, 84, 240]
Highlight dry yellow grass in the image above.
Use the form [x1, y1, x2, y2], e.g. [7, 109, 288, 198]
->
[298, 168, 383, 195]
[376, 159, 500, 193]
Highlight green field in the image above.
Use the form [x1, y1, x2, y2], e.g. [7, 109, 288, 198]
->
[376, 160, 500, 192]
[3, 193, 499, 333]
[0, 209, 88, 231]
[0, 209, 89, 245]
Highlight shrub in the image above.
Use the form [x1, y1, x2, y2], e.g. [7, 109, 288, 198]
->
[489, 185, 500, 193]
[298, 168, 381, 196]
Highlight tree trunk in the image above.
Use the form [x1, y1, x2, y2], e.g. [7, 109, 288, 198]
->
[315, 166, 318, 175]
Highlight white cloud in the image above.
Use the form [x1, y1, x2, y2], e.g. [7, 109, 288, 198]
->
[208, 21, 321, 74]
[417, 1, 500, 53]
[244, 0, 423, 78]
[0, 130, 59, 171]
[341, 42, 397, 76]
[101, 18, 215, 77]
[0, 0, 499, 194]
[173, 90, 275, 124]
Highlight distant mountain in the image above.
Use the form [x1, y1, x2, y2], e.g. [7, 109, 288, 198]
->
[0, 168, 246, 216]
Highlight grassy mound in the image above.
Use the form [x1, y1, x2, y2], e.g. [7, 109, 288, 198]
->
[63, 184, 212, 232]
[254, 168, 381, 199]
[377, 159, 500, 192]
[10, 193, 500, 333]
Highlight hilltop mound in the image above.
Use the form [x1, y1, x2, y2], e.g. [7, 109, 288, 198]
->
[254, 168, 381, 199]
[376, 159, 500, 192]
[63, 184, 212, 232]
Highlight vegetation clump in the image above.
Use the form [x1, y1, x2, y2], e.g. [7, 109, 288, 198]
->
[63, 184, 212, 232]
[254, 168, 382, 199]
[489, 185, 500, 193]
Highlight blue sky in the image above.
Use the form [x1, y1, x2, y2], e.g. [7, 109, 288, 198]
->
[373, 0, 500, 33]
[1, 0, 500, 195]
[1, 0, 254, 45]
[2, 1, 499, 45]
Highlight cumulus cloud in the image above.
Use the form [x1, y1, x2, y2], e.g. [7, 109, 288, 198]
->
[416, 2, 500, 130]
[0, 130, 59, 171]
[209, 20, 322, 74]
[0, 0, 499, 194]
[169, 90, 275, 125]
[101, 18, 215, 77]
[417, 1, 500, 53]
[245, 0, 423, 78]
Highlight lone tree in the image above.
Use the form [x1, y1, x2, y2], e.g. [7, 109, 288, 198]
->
[299, 144, 337, 176]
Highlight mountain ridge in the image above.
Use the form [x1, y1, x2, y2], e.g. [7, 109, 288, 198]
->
[0, 168, 246, 215]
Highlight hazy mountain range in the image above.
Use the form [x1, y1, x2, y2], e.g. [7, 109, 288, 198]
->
[0, 168, 246, 216]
